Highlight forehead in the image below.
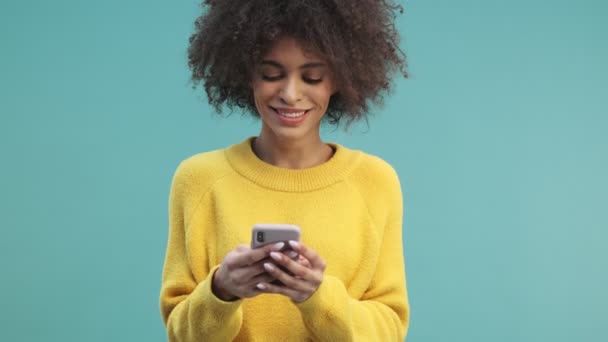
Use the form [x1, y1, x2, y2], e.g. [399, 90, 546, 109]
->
[261, 36, 325, 65]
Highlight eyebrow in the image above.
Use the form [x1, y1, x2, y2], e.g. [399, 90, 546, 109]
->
[260, 60, 327, 70]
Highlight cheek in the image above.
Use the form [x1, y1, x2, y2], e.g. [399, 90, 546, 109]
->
[310, 88, 333, 108]
[252, 83, 275, 104]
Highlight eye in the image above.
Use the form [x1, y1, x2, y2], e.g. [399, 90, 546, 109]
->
[262, 74, 283, 81]
[303, 77, 323, 84]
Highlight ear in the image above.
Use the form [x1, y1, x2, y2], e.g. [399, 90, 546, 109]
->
[330, 79, 340, 95]
[326, 72, 338, 95]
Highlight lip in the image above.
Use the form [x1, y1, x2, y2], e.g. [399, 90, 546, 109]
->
[271, 106, 311, 113]
[270, 106, 311, 125]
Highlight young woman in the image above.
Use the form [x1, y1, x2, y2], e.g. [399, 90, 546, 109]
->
[160, 0, 410, 340]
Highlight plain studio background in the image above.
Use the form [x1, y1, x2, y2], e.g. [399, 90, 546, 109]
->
[1, 0, 606, 341]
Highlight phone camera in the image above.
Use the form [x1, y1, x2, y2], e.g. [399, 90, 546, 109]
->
[256, 231, 264, 243]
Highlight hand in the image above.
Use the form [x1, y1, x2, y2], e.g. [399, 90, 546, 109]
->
[212, 242, 284, 301]
[256, 241, 326, 303]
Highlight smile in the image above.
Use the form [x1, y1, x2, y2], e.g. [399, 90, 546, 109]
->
[270, 107, 310, 118]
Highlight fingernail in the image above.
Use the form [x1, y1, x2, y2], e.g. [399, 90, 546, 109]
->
[256, 283, 266, 290]
[288, 240, 300, 249]
[272, 242, 285, 250]
[287, 251, 298, 258]
[264, 263, 275, 272]
[270, 252, 282, 261]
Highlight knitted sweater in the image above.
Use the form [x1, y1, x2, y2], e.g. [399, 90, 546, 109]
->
[159, 137, 410, 341]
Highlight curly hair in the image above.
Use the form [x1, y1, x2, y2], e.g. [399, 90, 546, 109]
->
[188, 0, 407, 125]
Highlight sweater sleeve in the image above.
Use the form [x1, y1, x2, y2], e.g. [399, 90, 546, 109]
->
[159, 162, 243, 341]
[296, 175, 410, 341]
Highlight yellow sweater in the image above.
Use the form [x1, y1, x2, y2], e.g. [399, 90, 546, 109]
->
[160, 137, 410, 341]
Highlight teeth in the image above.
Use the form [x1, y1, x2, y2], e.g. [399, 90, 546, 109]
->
[276, 110, 306, 118]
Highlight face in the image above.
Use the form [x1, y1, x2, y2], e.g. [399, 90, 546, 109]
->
[252, 36, 337, 143]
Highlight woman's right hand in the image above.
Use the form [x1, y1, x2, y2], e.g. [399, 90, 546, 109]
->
[211, 242, 285, 301]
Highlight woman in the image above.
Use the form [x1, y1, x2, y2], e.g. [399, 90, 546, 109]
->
[159, 0, 410, 340]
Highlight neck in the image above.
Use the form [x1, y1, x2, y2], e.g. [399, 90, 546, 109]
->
[253, 131, 334, 169]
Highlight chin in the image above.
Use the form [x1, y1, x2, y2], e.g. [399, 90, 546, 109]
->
[267, 126, 311, 141]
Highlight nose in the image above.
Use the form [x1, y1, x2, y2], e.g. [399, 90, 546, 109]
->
[278, 76, 301, 104]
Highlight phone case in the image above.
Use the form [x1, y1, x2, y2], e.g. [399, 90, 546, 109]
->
[251, 223, 301, 249]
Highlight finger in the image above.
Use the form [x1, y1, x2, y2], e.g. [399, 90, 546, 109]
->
[297, 255, 312, 268]
[288, 241, 326, 271]
[236, 256, 276, 280]
[255, 281, 303, 301]
[235, 244, 249, 252]
[237, 252, 282, 279]
[286, 249, 299, 259]
[263, 262, 313, 292]
[269, 251, 311, 280]
[248, 272, 275, 286]
[233, 261, 268, 281]
[231, 242, 285, 266]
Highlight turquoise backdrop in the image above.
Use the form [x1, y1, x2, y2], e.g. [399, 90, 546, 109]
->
[1, 0, 606, 341]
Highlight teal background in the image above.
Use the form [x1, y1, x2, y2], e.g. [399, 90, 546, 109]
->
[1, 0, 606, 341]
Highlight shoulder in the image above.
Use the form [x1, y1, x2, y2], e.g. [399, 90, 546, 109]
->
[348, 149, 401, 191]
[340, 147, 403, 215]
[170, 148, 234, 200]
[176, 148, 230, 177]
[340, 147, 404, 227]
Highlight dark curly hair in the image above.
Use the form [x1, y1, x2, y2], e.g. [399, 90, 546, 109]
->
[188, 0, 407, 125]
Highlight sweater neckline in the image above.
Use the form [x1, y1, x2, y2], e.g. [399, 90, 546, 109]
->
[225, 137, 361, 192]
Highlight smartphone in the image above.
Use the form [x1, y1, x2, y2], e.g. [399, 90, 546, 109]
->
[251, 223, 301, 286]
[251, 223, 301, 249]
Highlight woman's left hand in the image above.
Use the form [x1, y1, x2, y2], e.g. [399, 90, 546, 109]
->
[256, 240, 326, 303]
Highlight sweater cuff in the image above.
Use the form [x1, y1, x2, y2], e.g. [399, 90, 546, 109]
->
[193, 265, 243, 315]
[295, 275, 348, 318]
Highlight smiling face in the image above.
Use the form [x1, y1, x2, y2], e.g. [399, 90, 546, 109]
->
[252, 36, 337, 143]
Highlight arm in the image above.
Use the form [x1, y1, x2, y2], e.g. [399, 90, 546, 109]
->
[159, 164, 243, 342]
[296, 216, 410, 341]
[297, 169, 410, 342]
[258, 184, 410, 341]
